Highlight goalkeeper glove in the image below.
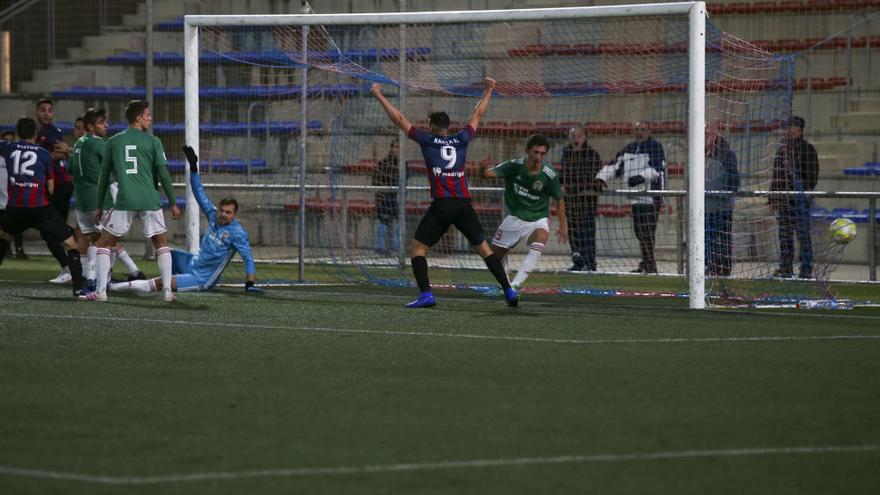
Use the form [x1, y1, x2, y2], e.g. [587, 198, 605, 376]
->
[627, 175, 646, 187]
[182, 145, 199, 173]
[245, 281, 262, 293]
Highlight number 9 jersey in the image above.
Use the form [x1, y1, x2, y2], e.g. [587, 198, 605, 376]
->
[1, 141, 54, 208]
[407, 125, 475, 199]
[98, 127, 175, 212]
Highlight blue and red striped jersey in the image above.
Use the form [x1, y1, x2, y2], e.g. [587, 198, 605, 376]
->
[408, 125, 475, 199]
[2, 141, 54, 208]
[36, 123, 71, 185]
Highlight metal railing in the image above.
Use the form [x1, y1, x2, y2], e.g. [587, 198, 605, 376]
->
[172, 182, 880, 282]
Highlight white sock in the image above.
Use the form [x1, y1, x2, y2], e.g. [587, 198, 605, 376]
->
[86, 245, 97, 280]
[156, 246, 172, 296]
[109, 247, 118, 279]
[110, 279, 155, 293]
[117, 246, 140, 275]
[511, 242, 544, 288]
[95, 248, 112, 295]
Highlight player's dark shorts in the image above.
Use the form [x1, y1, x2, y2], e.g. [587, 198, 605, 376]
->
[0, 206, 73, 242]
[414, 198, 485, 247]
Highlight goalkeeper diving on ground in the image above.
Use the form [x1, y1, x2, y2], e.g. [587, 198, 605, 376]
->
[108, 146, 262, 296]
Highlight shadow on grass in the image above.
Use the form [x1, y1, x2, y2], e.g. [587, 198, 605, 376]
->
[15, 292, 211, 312]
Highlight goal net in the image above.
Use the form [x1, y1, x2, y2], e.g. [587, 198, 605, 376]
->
[182, 4, 839, 306]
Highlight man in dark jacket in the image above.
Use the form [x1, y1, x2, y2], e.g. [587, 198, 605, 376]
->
[560, 126, 603, 271]
[705, 125, 739, 277]
[769, 116, 819, 279]
[372, 139, 403, 254]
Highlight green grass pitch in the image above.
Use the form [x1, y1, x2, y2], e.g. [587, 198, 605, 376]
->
[1, 257, 879, 494]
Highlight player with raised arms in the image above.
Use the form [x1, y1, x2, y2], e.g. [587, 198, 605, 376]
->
[0, 117, 89, 297]
[83, 100, 180, 302]
[371, 77, 518, 308]
[482, 134, 567, 291]
[109, 146, 261, 295]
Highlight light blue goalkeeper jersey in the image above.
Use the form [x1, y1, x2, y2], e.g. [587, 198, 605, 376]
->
[189, 172, 256, 281]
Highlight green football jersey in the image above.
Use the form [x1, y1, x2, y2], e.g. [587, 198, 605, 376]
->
[69, 134, 109, 211]
[492, 157, 563, 222]
[96, 128, 174, 212]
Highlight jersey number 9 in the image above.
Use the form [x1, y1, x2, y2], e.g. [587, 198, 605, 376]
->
[440, 145, 457, 169]
[124, 145, 138, 175]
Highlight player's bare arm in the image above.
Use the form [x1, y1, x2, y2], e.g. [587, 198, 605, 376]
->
[480, 158, 499, 179]
[555, 197, 569, 242]
[370, 83, 413, 134]
[466, 77, 496, 130]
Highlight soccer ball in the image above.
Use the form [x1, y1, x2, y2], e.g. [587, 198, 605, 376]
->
[829, 217, 857, 245]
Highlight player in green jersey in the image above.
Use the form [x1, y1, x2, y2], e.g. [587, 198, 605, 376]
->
[69, 108, 145, 288]
[85, 100, 180, 302]
[481, 134, 568, 290]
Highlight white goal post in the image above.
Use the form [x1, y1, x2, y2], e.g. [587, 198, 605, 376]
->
[183, 2, 708, 309]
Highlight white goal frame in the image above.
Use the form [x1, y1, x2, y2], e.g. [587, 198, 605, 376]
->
[183, 2, 708, 309]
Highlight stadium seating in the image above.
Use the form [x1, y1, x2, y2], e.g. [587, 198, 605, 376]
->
[105, 48, 431, 66]
[508, 37, 879, 58]
[708, 0, 880, 15]
[54, 84, 368, 100]
[843, 162, 880, 177]
[165, 159, 268, 174]
[53, 120, 323, 136]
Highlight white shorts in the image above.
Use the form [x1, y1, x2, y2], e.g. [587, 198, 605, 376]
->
[101, 209, 167, 238]
[491, 215, 549, 249]
[75, 209, 100, 234]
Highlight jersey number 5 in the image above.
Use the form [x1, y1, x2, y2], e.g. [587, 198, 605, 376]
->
[10, 150, 37, 176]
[440, 145, 457, 169]
[124, 145, 138, 175]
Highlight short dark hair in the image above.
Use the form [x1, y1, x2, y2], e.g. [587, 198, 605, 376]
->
[219, 197, 239, 213]
[526, 134, 550, 150]
[82, 108, 107, 128]
[74, 117, 83, 123]
[124, 100, 150, 124]
[36, 98, 53, 108]
[428, 111, 450, 130]
[16, 117, 37, 140]
[1, 130, 14, 139]
[789, 116, 805, 129]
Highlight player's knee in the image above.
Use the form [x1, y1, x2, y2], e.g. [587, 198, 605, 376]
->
[531, 229, 550, 244]
[475, 241, 494, 258]
[409, 240, 428, 257]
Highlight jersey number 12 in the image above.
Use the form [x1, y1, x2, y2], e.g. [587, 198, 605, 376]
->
[10, 150, 37, 176]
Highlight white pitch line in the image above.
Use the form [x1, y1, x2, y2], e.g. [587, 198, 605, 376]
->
[5, 313, 880, 346]
[0, 444, 875, 485]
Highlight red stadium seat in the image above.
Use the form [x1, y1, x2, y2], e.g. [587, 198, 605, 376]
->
[752, 2, 782, 14]
[572, 43, 599, 55]
[778, 0, 807, 12]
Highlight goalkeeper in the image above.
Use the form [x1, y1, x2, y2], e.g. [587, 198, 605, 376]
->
[110, 146, 262, 295]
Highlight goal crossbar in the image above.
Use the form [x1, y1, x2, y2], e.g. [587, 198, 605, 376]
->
[184, 3, 700, 27]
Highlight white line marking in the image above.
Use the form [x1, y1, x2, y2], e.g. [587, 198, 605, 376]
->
[0, 445, 875, 485]
[5, 313, 880, 346]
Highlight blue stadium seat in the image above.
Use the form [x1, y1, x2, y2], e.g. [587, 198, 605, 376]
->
[843, 167, 873, 176]
[160, 197, 188, 209]
[156, 18, 184, 31]
[166, 159, 268, 173]
[51, 119, 323, 136]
